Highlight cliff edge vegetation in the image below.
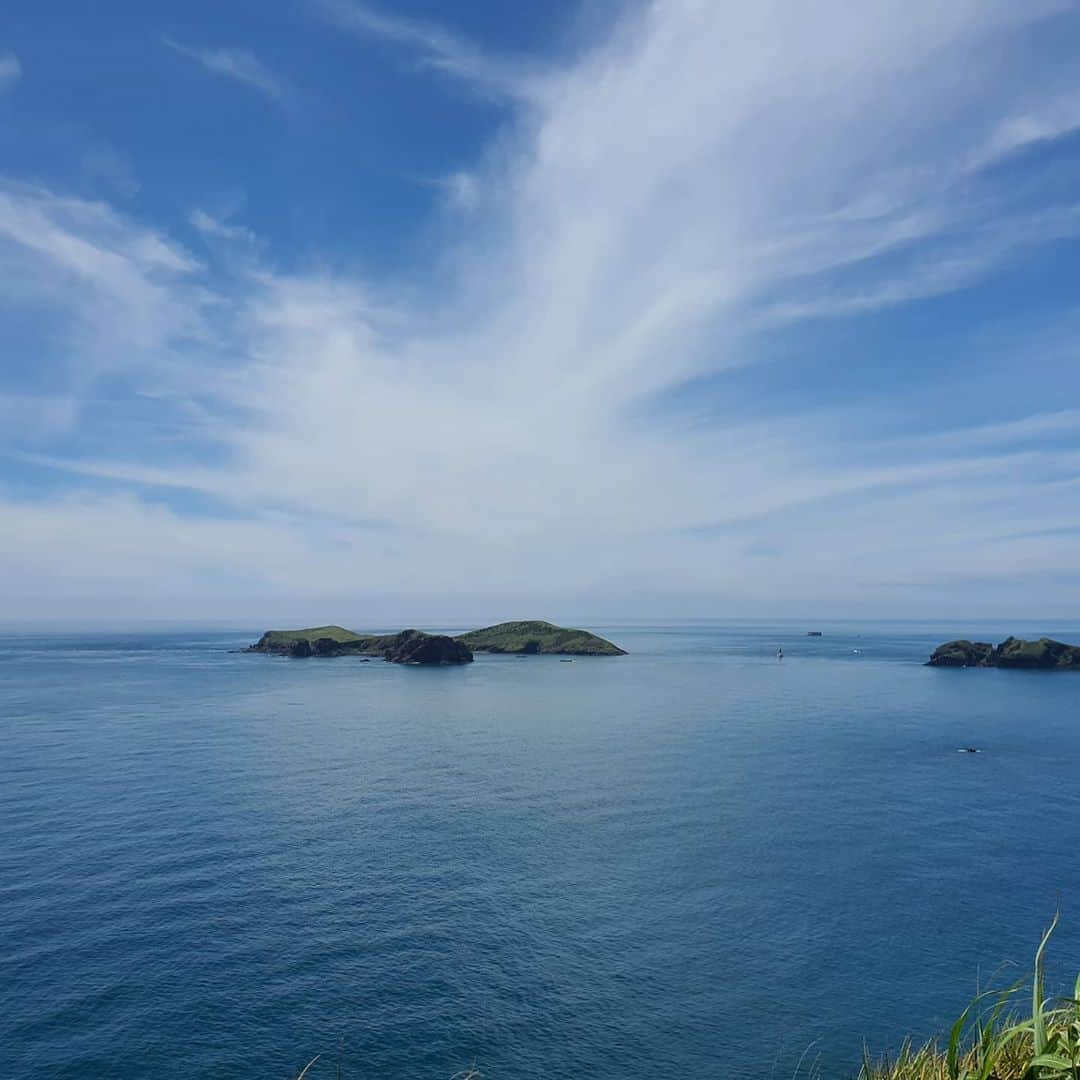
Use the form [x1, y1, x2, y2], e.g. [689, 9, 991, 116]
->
[864, 917, 1079, 1080]
[286, 922, 1079, 1079]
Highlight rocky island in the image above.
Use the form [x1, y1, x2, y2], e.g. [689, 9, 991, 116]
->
[456, 620, 626, 656]
[249, 626, 473, 664]
[927, 636, 1080, 669]
[248, 620, 626, 663]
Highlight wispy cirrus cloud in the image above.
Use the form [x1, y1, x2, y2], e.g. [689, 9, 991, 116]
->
[189, 208, 260, 249]
[972, 95, 1080, 170]
[3, 1, 1080, 620]
[163, 37, 294, 107]
[314, 0, 546, 101]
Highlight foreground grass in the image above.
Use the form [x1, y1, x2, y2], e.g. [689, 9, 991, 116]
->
[864, 917, 1080, 1080]
[290, 921, 1078, 1080]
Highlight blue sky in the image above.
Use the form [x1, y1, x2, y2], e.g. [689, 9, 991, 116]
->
[2, 0, 1080, 624]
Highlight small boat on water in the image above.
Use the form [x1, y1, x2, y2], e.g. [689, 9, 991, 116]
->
[776, 647, 783, 660]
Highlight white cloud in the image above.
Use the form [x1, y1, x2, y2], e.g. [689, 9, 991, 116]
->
[4, 0, 1080, 619]
[315, 0, 546, 101]
[189, 208, 260, 248]
[164, 38, 293, 106]
[0, 50, 20, 92]
[971, 95, 1080, 171]
[437, 171, 481, 213]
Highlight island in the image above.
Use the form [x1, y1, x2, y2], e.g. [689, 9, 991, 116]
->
[926, 636, 1080, 670]
[455, 620, 626, 655]
[248, 626, 473, 665]
[247, 620, 627, 662]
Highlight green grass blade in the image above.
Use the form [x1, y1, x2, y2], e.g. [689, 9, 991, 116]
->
[1031, 1053, 1074, 1070]
[1034, 914, 1059, 1057]
[295, 1056, 321, 1080]
[948, 1001, 976, 1080]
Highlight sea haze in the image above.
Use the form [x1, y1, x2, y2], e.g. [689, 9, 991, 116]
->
[2, 622, 1079, 1079]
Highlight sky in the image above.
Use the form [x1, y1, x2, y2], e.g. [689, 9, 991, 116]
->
[2, 0, 1080, 626]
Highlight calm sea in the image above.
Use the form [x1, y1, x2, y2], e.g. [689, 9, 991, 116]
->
[3, 621, 1080, 1080]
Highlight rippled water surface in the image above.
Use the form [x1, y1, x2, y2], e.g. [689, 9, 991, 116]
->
[3, 621, 1080, 1079]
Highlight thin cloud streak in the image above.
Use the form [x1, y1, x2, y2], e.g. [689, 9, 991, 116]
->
[315, 0, 547, 101]
[163, 37, 294, 106]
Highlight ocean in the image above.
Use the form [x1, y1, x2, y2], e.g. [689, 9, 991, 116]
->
[3, 621, 1080, 1080]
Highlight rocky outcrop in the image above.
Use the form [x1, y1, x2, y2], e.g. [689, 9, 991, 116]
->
[249, 626, 473, 665]
[380, 630, 473, 665]
[993, 636, 1080, 669]
[927, 636, 1080, 669]
[926, 640, 995, 667]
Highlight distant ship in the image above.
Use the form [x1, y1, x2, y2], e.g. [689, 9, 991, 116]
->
[776, 647, 784, 660]
[807, 631, 822, 637]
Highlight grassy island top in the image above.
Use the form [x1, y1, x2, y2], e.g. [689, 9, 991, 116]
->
[255, 626, 364, 647]
[251, 621, 625, 656]
[927, 635, 1080, 669]
[455, 620, 626, 655]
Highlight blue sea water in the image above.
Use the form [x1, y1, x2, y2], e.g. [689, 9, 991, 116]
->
[3, 621, 1080, 1080]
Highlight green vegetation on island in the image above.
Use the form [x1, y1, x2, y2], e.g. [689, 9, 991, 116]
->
[248, 620, 626, 662]
[254, 626, 364, 648]
[249, 627, 472, 664]
[927, 636, 1080, 669]
[455, 620, 626, 655]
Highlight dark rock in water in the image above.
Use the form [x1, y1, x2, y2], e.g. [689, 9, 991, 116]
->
[807, 631, 823, 637]
[927, 636, 1080, 670]
[993, 636, 1080, 669]
[926, 640, 994, 667]
[380, 630, 473, 665]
